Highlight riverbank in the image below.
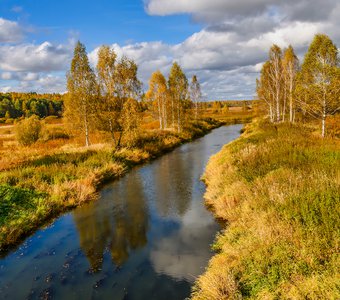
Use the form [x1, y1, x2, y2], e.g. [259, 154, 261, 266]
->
[0, 118, 221, 252]
[192, 120, 340, 299]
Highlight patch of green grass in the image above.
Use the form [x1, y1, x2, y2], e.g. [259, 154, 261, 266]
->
[0, 185, 51, 246]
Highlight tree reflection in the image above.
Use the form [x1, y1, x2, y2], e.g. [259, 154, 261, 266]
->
[73, 172, 148, 271]
[153, 145, 196, 217]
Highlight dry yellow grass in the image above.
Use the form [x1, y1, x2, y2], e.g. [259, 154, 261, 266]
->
[192, 119, 340, 299]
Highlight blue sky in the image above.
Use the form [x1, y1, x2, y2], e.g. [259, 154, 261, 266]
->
[0, 0, 339, 99]
[0, 0, 201, 47]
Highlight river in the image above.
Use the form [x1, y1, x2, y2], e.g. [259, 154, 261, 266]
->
[0, 124, 242, 300]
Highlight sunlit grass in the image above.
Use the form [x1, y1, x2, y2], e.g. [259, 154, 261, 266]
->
[192, 119, 340, 299]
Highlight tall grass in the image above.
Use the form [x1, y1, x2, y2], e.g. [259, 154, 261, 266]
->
[192, 120, 340, 299]
[0, 118, 220, 251]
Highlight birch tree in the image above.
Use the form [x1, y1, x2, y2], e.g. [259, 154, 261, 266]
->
[96, 50, 141, 147]
[268, 45, 283, 123]
[146, 70, 169, 129]
[257, 61, 275, 122]
[190, 75, 202, 120]
[114, 56, 142, 146]
[282, 45, 299, 123]
[96, 45, 118, 142]
[168, 62, 188, 132]
[296, 34, 340, 137]
[65, 41, 96, 146]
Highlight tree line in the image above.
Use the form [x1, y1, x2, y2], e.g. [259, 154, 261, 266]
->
[257, 33, 340, 137]
[0, 93, 63, 122]
[65, 41, 202, 147]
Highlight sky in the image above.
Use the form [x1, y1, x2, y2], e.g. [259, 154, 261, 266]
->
[0, 0, 339, 100]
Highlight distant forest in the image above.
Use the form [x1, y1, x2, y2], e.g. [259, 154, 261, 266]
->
[0, 90, 252, 125]
[0, 93, 64, 122]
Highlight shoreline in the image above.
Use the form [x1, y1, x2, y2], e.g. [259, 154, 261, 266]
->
[1, 118, 224, 254]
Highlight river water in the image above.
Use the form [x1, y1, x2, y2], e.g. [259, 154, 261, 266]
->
[0, 124, 242, 300]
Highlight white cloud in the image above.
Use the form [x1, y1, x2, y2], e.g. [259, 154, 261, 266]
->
[0, 18, 24, 43]
[141, 0, 339, 99]
[1, 72, 40, 81]
[146, 0, 280, 21]
[146, 0, 339, 23]
[1, 1, 340, 99]
[1, 74, 66, 94]
[0, 41, 72, 72]
[245, 21, 319, 50]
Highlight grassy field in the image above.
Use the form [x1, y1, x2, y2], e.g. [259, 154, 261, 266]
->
[192, 119, 340, 299]
[0, 116, 223, 252]
[202, 106, 254, 124]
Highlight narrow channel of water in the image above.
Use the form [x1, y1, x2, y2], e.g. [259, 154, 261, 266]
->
[0, 125, 242, 300]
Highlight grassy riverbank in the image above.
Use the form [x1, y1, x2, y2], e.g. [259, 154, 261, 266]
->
[0, 118, 220, 252]
[192, 120, 340, 299]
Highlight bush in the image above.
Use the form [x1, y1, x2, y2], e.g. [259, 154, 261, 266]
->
[15, 115, 43, 146]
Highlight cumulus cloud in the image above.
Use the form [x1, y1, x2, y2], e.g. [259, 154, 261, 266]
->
[141, 0, 339, 99]
[1, 73, 66, 94]
[1, 72, 40, 81]
[1, 1, 340, 99]
[0, 41, 72, 72]
[86, 17, 320, 99]
[0, 18, 24, 43]
[146, 0, 339, 23]
[146, 0, 280, 21]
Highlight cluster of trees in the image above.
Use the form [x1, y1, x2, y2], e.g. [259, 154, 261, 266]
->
[66, 42, 143, 147]
[206, 100, 252, 113]
[146, 65, 201, 131]
[65, 41, 202, 146]
[0, 93, 63, 121]
[257, 34, 340, 137]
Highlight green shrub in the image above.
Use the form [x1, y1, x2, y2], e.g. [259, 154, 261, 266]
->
[15, 115, 43, 146]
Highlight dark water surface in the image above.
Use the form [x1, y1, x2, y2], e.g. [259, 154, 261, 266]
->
[0, 125, 242, 300]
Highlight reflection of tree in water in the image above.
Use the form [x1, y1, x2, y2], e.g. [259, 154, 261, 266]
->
[73, 172, 148, 271]
[73, 205, 111, 271]
[110, 178, 148, 265]
[154, 145, 195, 217]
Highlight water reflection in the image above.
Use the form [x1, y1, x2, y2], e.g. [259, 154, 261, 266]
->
[73, 171, 148, 270]
[150, 199, 218, 282]
[152, 144, 194, 218]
